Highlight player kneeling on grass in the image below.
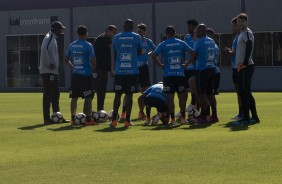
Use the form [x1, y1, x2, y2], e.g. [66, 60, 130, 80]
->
[139, 82, 169, 126]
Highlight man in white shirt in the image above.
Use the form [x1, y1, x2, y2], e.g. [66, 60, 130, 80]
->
[39, 21, 68, 125]
[234, 13, 259, 126]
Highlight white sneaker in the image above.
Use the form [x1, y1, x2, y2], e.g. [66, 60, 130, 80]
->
[169, 119, 177, 126]
[151, 114, 160, 125]
[180, 117, 188, 124]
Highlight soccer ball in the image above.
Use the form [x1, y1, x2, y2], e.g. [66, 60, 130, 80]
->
[51, 112, 64, 123]
[74, 113, 86, 125]
[94, 110, 108, 122]
[188, 108, 200, 122]
[107, 110, 120, 121]
[90, 111, 97, 122]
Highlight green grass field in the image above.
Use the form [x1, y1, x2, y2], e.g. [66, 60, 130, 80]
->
[0, 92, 282, 184]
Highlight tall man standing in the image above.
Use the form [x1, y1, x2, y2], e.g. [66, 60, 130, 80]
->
[110, 19, 142, 127]
[234, 13, 259, 126]
[64, 25, 97, 125]
[121, 23, 156, 120]
[39, 21, 68, 125]
[93, 25, 117, 111]
[152, 26, 193, 125]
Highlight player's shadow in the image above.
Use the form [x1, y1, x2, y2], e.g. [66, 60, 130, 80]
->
[221, 121, 249, 131]
[47, 125, 85, 131]
[145, 124, 181, 131]
[95, 126, 129, 132]
[18, 123, 47, 130]
[183, 122, 212, 130]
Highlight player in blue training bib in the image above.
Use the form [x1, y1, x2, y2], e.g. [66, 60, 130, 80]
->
[138, 82, 170, 126]
[121, 23, 156, 121]
[64, 25, 97, 125]
[110, 19, 142, 127]
[152, 26, 193, 125]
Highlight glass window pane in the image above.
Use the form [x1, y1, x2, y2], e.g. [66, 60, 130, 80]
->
[219, 34, 234, 67]
[273, 32, 282, 66]
[253, 32, 272, 66]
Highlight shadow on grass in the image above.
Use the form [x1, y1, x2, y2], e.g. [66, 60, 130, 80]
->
[18, 123, 46, 130]
[141, 124, 181, 131]
[47, 125, 85, 131]
[221, 121, 249, 131]
[183, 122, 212, 130]
[95, 126, 130, 132]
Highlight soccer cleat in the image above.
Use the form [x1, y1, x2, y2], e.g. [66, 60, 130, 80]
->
[232, 119, 250, 126]
[207, 116, 219, 123]
[249, 118, 260, 125]
[120, 112, 126, 119]
[180, 117, 188, 124]
[85, 121, 98, 126]
[110, 120, 118, 127]
[169, 119, 177, 126]
[124, 121, 133, 127]
[138, 112, 146, 120]
[231, 114, 243, 121]
[143, 118, 151, 126]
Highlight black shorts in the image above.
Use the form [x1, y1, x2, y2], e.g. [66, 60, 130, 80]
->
[144, 97, 168, 113]
[70, 73, 94, 99]
[114, 74, 139, 94]
[138, 64, 150, 88]
[232, 68, 238, 84]
[184, 70, 196, 88]
[195, 68, 215, 95]
[163, 76, 186, 94]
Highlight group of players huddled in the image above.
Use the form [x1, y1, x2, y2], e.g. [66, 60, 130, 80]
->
[40, 12, 259, 127]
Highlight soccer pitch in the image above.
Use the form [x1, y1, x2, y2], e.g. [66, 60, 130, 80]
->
[0, 92, 282, 184]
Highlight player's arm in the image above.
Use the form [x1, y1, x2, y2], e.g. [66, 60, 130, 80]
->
[63, 56, 73, 68]
[91, 57, 97, 71]
[47, 41, 57, 70]
[152, 52, 163, 69]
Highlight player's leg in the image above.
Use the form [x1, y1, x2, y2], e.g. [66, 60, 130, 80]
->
[232, 68, 243, 120]
[138, 64, 150, 119]
[111, 75, 124, 126]
[121, 95, 127, 119]
[96, 69, 108, 111]
[41, 73, 52, 124]
[195, 70, 209, 123]
[176, 76, 188, 124]
[163, 77, 176, 125]
[49, 74, 60, 113]
[143, 96, 151, 125]
[123, 75, 138, 127]
[207, 68, 219, 123]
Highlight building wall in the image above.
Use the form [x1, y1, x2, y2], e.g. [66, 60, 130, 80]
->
[0, 0, 282, 91]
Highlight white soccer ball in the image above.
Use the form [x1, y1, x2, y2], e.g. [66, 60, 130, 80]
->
[188, 108, 200, 122]
[107, 110, 119, 121]
[95, 110, 108, 122]
[51, 112, 64, 123]
[90, 111, 97, 122]
[74, 113, 86, 125]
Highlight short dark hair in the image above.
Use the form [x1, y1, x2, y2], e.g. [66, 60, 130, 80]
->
[165, 26, 176, 37]
[206, 28, 215, 35]
[77, 25, 87, 36]
[137, 23, 147, 32]
[106, 25, 117, 32]
[231, 17, 238, 24]
[186, 19, 199, 27]
[123, 19, 134, 31]
[237, 13, 248, 21]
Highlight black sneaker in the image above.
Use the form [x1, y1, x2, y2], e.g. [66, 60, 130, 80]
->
[44, 119, 54, 125]
[250, 118, 260, 125]
[232, 119, 250, 126]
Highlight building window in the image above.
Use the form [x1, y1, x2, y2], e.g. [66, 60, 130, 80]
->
[6, 34, 65, 88]
[167, 32, 282, 67]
